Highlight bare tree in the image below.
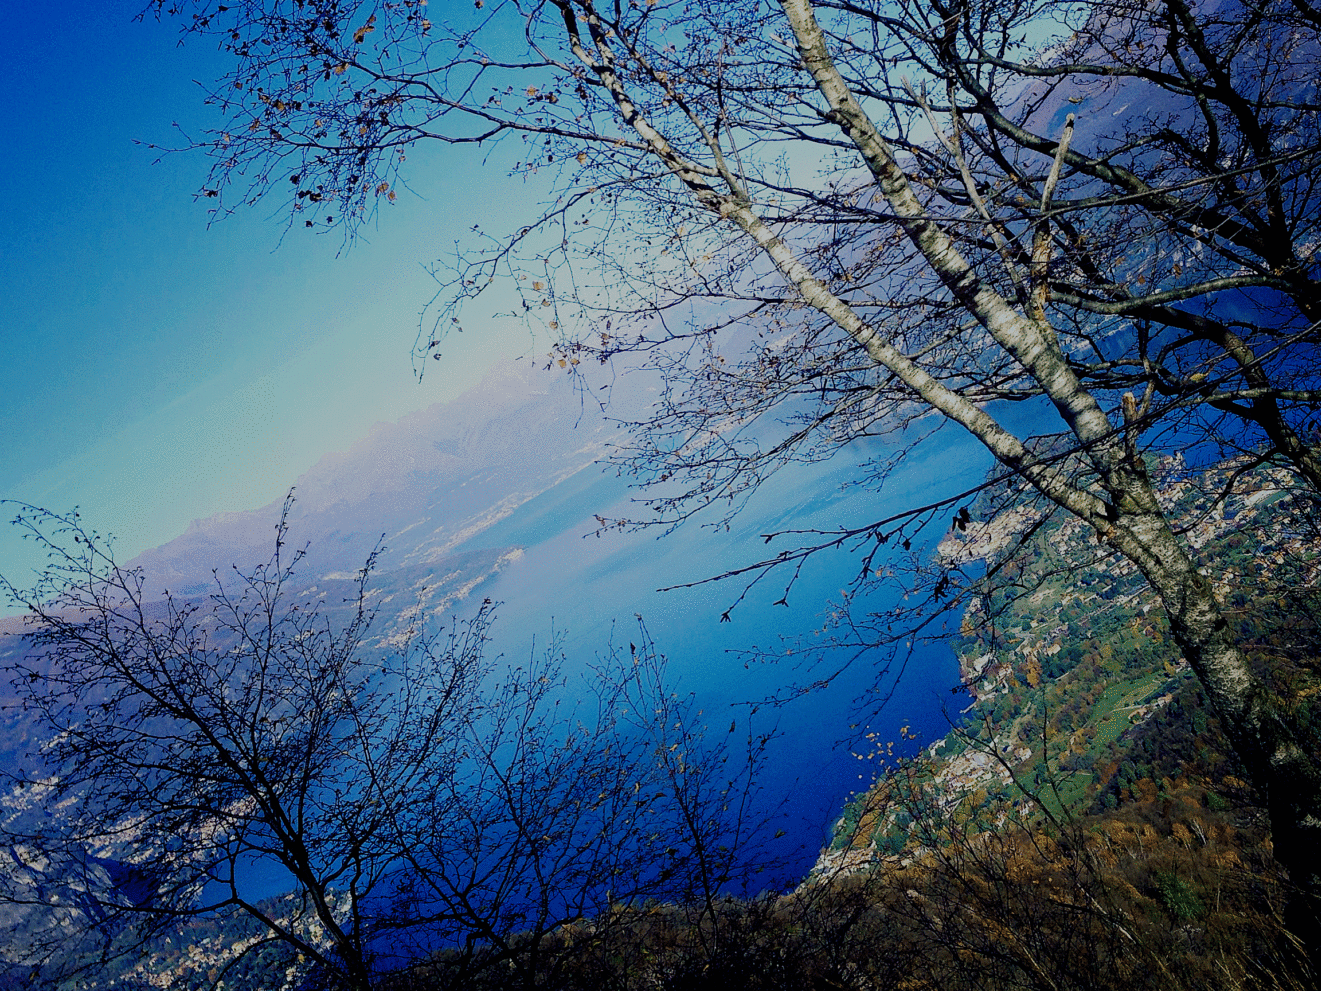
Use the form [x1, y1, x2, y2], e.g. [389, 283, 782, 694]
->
[141, 0, 1321, 941]
[0, 498, 768, 989]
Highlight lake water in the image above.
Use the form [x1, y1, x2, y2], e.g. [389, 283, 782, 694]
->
[457, 428, 993, 879]
[197, 422, 993, 919]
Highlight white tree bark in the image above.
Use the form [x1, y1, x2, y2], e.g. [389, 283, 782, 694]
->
[561, 1, 1321, 867]
[775, 0, 1320, 902]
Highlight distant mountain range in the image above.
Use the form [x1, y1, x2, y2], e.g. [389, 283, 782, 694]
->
[125, 359, 635, 600]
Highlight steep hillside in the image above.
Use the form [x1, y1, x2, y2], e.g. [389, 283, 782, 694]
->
[825, 456, 1321, 869]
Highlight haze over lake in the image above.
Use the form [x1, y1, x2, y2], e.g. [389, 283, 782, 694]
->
[86, 358, 991, 880]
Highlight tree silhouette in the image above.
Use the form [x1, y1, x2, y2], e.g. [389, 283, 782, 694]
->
[137, 0, 1321, 949]
[0, 496, 770, 989]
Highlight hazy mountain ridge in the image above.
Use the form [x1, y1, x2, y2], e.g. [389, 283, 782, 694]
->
[125, 360, 628, 597]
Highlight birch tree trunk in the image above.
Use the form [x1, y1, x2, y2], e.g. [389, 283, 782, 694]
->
[774, 0, 1321, 920]
[551, 0, 1321, 914]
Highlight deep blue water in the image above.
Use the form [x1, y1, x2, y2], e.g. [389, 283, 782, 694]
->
[457, 429, 993, 879]
[208, 425, 992, 917]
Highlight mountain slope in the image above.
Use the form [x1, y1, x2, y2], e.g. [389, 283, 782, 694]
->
[125, 359, 631, 598]
[824, 456, 1320, 870]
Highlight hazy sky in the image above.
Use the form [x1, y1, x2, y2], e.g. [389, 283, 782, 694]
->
[1, 3, 549, 585]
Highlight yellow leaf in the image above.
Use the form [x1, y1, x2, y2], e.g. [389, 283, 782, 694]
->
[332, 63, 348, 75]
[532, 281, 544, 291]
[576, 152, 587, 164]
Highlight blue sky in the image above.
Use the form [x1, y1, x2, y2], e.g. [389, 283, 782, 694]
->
[1, 3, 547, 586]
